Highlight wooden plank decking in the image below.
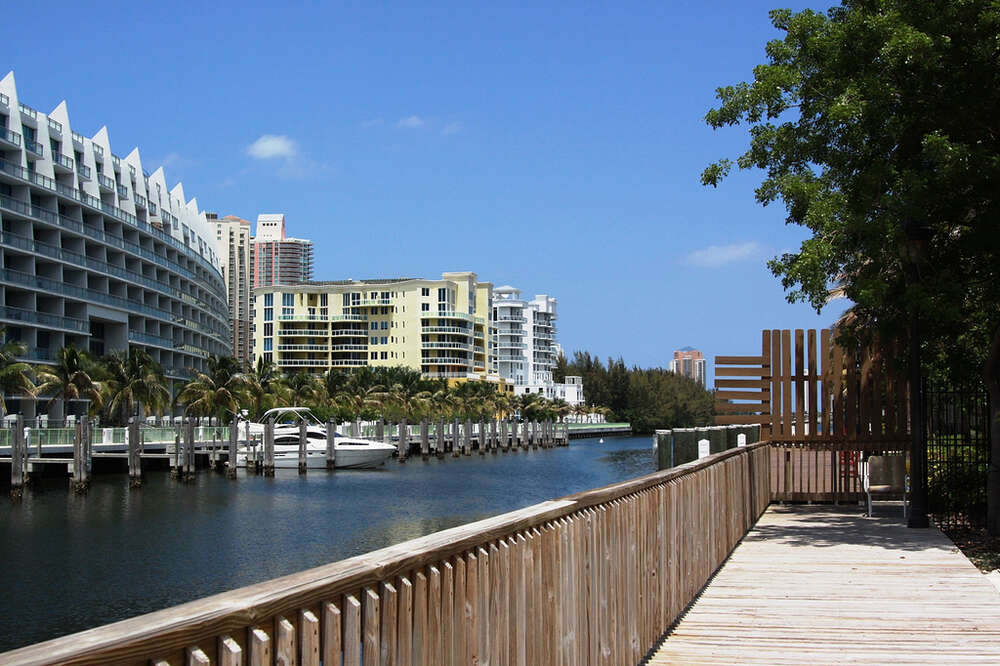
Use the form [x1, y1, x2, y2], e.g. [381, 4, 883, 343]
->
[648, 505, 1000, 664]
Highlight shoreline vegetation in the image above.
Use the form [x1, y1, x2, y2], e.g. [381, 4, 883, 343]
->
[2, 331, 713, 434]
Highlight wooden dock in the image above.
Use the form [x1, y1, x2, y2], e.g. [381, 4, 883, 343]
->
[648, 504, 1000, 664]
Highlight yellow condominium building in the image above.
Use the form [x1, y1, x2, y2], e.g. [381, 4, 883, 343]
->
[253, 271, 494, 379]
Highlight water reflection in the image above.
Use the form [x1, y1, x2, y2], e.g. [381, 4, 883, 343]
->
[0, 435, 651, 651]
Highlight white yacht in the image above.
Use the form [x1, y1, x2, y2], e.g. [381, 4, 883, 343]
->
[236, 408, 397, 469]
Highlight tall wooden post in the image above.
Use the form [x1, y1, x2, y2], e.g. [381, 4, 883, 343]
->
[376, 418, 384, 442]
[171, 420, 181, 479]
[398, 417, 408, 462]
[478, 421, 485, 455]
[298, 418, 308, 475]
[452, 418, 461, 457]
[227, 416, 238, 479]
[490, 419, 498, 452]
[71, 419, 88, 493]
[10, 415, 25, 501]
[326, 418, 336, 470]
[500, 420, 509, 451]
[263, 417, 275, 477]
[463, 419, 471, 456]
[420, 421, 429, 458]
[128, 416, 141, 488]
[436, 418, 446, 456]
[183, 418, 195, 482]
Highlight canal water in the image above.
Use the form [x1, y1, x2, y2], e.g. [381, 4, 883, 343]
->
[0, 435, 653, 651]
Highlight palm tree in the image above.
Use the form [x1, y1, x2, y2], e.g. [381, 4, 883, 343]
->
[101, 348, 170, 425]
[285, 371, 323, 406]
[35, 345, 104, 418]
[0, 327, 35, 416]
[176, 355, 252, 421]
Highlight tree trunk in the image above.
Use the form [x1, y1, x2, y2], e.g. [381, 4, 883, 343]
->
[986, 324, 1000, 536]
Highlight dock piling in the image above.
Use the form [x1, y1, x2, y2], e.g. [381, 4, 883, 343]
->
[227, 416, 238, 479]
[263, 417, 275, 477]
[128, 417, 142, 488]
[398, 417, 408, 462]
[10, 415, 25, 501]
[298, 418, 308, 474]
[326, 418, 336, 470]
[71, 419, 90, 493]
[420, 421, 429, 458]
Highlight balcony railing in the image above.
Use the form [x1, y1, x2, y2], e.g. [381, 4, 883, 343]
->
[92, 144, 104, 157]
[46, 117, 62, 134]
[97, 173, 114, 190]
[0, 305, 88, 333]
[71, 131, 84, 144]
[24, 140, 43, 158]
[421, 326, 472, 335]
[18, 102, 37, 120]
[0, 127, 21, 147]
[0, 92, 8, 107]
[51, 152, 74, 171]
[0, 157, 226, 302]
[77, 163, 91, 179]
[276, 344, 329, 351]
[356, 298, 393, 306]
[134, 193, 147, 208]
[421, 357, 471, 366]
[421, 342, 472, 350]
[129, 331, 175, 348]
[276, 359, 334, 367]
[117, 185, 128, 199]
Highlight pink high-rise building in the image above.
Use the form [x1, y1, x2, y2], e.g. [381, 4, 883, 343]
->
[669, 347, 706, 387]
[251, 214, 313, 288]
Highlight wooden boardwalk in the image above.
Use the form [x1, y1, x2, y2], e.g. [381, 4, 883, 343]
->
[648, 505, 1000, 664]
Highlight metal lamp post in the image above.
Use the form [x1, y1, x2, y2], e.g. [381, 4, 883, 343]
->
[902, 220, 932, 528]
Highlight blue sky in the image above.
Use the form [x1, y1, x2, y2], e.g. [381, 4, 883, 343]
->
[5, 0, 847, 380]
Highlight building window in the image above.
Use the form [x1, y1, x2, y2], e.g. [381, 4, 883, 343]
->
[320, 294, 328, 306]
[380, 321, 388, 330]
[371, 337, 378, 345]
[371, 322, 378, 330]
[263, 338, 273, 351]
[371, 352, 377, 359]
[421, 287, 429, 297]
[282, 293, 294, 307]
[264, 353, 272, 363]
[381, 307, 388, 315]
[421, 303, 430, 312]
[264, 323, 273, 336]
[381, 352, 388, 360]
[264, 293, 274, 307]
[380, 336, 387, 345]
[264, 308, 273, 321]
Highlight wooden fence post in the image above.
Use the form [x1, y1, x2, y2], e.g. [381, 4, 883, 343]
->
[71, 419, 89, 493]
[453, 419, 461, 458]
[184, 418, 196, 482]
[421, 421, 430, 458]
[501, 420, 509, 451]
[464, 419, 472, 456]
[437, 418, 446, 456]
[327, 418, 336, 470]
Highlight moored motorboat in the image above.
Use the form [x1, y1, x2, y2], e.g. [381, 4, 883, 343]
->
[236, 407, 396, 469]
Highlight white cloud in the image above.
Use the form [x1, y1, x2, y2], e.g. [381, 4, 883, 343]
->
[686, 241, 763, 268]
[361, 118, 384, 128]
[246, 134, 298, 159]
[396, 115, 425, 129]
[442, 121, 464, 135]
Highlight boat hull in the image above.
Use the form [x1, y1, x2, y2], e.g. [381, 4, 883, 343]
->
[236, 442, 396, 470]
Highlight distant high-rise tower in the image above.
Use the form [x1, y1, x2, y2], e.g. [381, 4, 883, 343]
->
[669, 347, 706, 387]
[212, 214, 253, 363]
[250, 214, 313, 288]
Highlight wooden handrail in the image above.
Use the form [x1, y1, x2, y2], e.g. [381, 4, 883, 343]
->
[2, 442, 771, 665]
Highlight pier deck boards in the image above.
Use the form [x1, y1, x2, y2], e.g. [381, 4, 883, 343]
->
[648, 505, 1000, 664]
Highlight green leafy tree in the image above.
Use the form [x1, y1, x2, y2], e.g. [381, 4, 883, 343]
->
[101, 349, 170, 425]
[0, 327, 35, 416]
[701, 1, 1000, 531]
[35, 346, 104, 418]
[176, 355, 252, 421]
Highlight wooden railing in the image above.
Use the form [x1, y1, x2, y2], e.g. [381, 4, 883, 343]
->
[1, 443, 771, 666]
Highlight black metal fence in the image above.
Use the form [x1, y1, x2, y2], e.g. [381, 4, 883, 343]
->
[925, 380, 992, 529]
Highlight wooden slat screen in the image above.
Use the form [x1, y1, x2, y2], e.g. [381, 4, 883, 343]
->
[715, 329, 910, 447]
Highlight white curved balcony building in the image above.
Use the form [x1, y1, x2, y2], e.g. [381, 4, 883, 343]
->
[0, 72, 230, 409]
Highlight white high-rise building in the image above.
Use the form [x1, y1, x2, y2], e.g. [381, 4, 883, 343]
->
[212, 214, 252, 363]
[0, 72, 230, 414]
[491, 286, 582, 405]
